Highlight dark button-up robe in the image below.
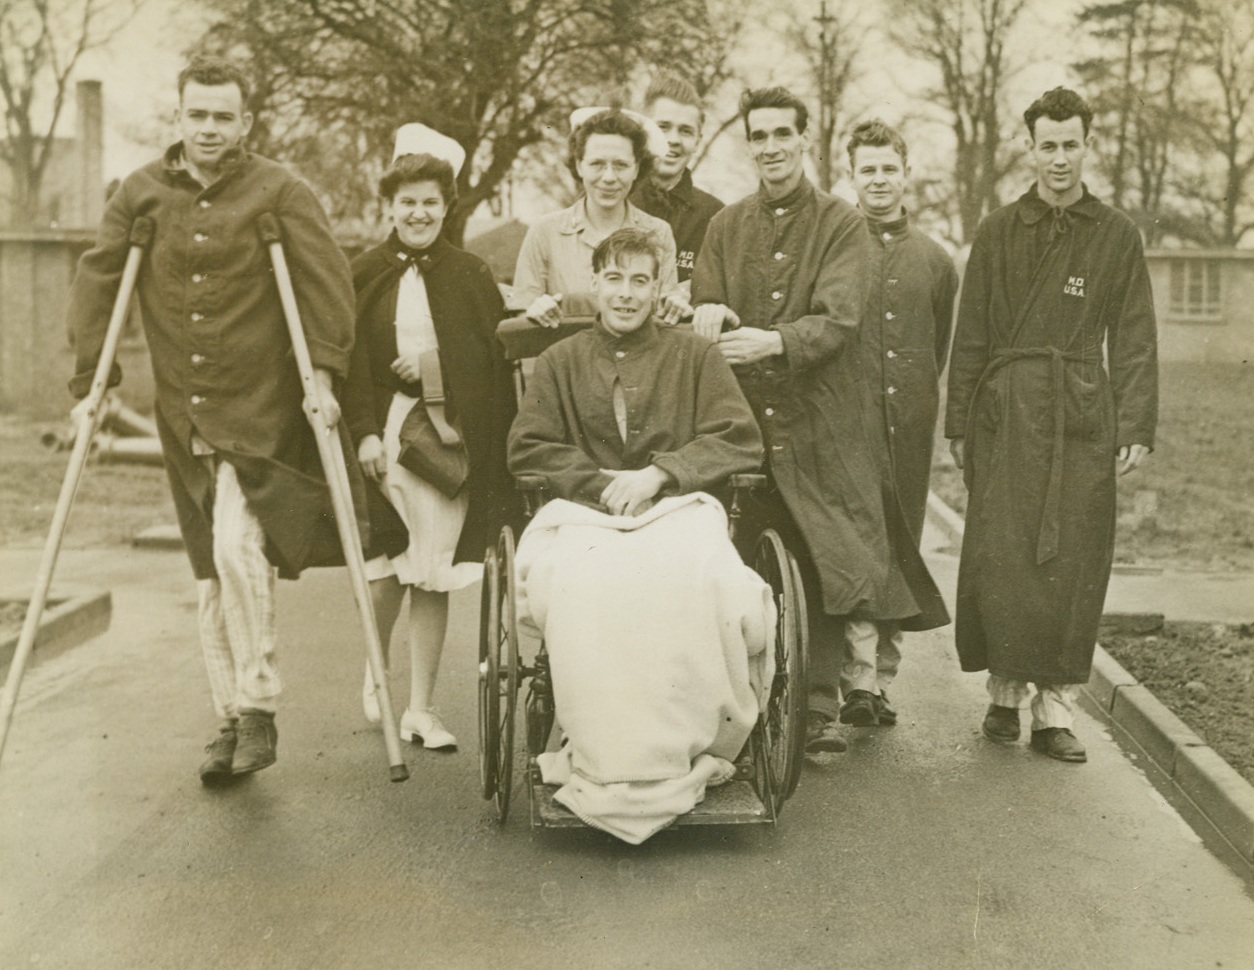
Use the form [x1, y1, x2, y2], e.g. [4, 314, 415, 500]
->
[344, 233, 521, 564]
[507, 320, 763, 503]
[67, 144, 361, 579]
[693, 178, 943, 625]
[631, 169, 724, 282]
[858, 212, 958, 545]
[945, 184, 1158, 682]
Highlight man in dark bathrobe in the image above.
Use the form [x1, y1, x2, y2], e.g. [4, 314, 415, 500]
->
[945, 87, 1158, 763]
[841, 119, 957, 728]
[67, 57, 373, 784]
[691, 87, 948, 755]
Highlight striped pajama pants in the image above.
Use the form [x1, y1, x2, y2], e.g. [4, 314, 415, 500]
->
[987, 675, 1079, 731]
[196, 458, 281, 720]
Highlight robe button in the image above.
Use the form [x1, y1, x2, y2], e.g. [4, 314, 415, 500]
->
[192, 273, 204, 283]
[883, 232, 891, 241]
[191, 312, 204, 322]
[191, 353, 204, 365]
[774, 207, 786, 216]
[191, 394, 204, 405]
[771, 291, 782, 301]
[765, 407, 775, 416]
[193, 232, 207, 243]
[773, 251, 784, 261]
[199, 200, 211, 209]
[886, 386, 897, 395]
[615, 351, 626, 358]
[885, 311, 895, 320]
[886, 350, 896, 359]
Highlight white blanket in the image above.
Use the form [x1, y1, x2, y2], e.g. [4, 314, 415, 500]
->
[514, 493, 775, 844]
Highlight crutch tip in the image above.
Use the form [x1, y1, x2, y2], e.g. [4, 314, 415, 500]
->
[390, 763, 410, 783]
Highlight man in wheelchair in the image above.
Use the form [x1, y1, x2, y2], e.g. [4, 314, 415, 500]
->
[507, 228, 776, 842]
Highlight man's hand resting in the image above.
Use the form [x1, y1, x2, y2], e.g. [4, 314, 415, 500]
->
[599, 465, 673, 516]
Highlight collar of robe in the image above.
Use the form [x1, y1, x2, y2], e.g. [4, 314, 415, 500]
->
[1017, 182, 1102, 233]
[163, 142, 249, 185]
[593, 315, 662, 349]
[866, 209, 909, 239]
[757, 175, 814, 214]
[642, 168, 697, 212]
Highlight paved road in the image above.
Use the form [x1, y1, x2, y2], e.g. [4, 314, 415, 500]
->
[1, 532, 1252, 970]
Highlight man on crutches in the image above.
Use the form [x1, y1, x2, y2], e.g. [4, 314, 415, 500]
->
[65, 56, 405, 785]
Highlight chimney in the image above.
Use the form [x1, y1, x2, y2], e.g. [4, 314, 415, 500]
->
[76, 80, 104, 227]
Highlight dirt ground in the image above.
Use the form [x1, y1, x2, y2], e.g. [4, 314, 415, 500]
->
[1101, 621, 1254, 786]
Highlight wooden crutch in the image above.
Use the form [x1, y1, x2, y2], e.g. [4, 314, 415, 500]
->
[0, 216, 154, 768]
[257, 212, 409, 783]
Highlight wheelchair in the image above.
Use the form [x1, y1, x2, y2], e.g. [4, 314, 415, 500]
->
[478, 315, 809, 830]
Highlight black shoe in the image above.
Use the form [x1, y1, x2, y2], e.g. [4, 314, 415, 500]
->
[198, 725, 237, 787]
[981, 704, 1021, 742]
[805, 712, 848, 753]
[873, 691, 898, 726]
[839, 689, 879, 726]
[232, 709, 277, 775]
[1030, 727, 1087, 763]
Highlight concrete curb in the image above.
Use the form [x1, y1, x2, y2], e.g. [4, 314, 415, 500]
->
[924, 490, 1254, 870]
[0, 586, 112, 670]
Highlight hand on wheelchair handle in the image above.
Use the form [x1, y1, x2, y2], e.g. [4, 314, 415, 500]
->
[525, 293, 563, 329]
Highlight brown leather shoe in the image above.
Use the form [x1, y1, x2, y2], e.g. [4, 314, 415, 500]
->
[982, 704, 1020, 742]
[805, 712, 848, 753]
[839, 689, 879, 726]
[232, 709, 278, 775]
[198, 725, 237, 787]
[1030, 727, 1087, 763]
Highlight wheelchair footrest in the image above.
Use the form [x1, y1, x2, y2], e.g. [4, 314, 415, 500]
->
[529, 772, 771, 828]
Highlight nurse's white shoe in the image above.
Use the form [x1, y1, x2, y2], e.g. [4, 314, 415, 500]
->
[400, 708, 457, 750]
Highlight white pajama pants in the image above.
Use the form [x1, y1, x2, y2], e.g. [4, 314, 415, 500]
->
[840, 619, 902, 696]
[196, 459, 280, 721]
[987, 675, 1078, 731]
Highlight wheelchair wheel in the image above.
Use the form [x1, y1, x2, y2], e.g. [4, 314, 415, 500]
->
[478, 528, 520, 822]
[753, 529, 808, 815]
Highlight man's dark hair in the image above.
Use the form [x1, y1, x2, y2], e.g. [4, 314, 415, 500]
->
[739, 87, 808, 137]
[643, 73, 704, 127]
[591, 227, 661, 278]
[846, 119, 908, 169]
[379, 153, 458, 208]
[178, 56, 252, 106]
[1024, 87, 1094, 139]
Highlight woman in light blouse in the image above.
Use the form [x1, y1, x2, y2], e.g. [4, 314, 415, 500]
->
[512, 108, 688, 327]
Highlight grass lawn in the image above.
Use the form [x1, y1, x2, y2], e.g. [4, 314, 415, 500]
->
[931, 359, 1254, 572]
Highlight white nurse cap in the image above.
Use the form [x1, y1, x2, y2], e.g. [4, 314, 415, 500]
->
[391, 123, 466, 176]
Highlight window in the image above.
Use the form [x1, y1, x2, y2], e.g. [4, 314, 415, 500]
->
[1168, 259, 1222, 322]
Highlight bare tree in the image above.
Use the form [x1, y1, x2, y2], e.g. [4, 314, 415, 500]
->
[1073, 0, 1201, 244]
[1187, 0, 1254, 246]
[196, 0, 742, 244]
[0, 0, 142, 228]
[791, 0, 864, 192]
[888, 0, 1028, 243]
